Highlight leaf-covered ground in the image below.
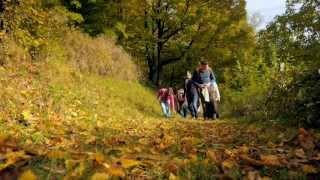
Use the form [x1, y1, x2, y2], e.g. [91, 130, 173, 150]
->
[0, 63, 320, 179]
[1, 117, 320, 180]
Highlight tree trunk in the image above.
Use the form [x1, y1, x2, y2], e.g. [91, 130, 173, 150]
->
[149, 65, 162, 86]
[149, 65, 156, 84]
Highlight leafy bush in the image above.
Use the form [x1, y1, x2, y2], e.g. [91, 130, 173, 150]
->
[266, 70, 320, 127]
[63, 31, 139, 81]
[0, 0, 139, 81]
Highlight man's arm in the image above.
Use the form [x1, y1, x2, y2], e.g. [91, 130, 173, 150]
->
[191, 70, 204, 88]
[210, 70, 217, 85]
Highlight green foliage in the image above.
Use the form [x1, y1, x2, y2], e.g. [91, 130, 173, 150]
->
[266, 70, 320, 127]
[255, 0, 320, 125]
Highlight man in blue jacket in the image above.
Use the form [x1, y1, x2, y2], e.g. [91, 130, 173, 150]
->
[192, 60, 220, 120]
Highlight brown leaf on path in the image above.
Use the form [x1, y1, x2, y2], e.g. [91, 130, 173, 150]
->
[221, 158, 238, 172]
[166, 161, 179, 175]
[240, 155, 264, 167]
[287, 158, 309, 169]
[238, 145, 250, 155]
[311, 153, 320, 161]
[180, 137, 197, 154]
[302, 164, 318, 174]
[246, 171, 260, 180]
[298, 128, 315, 151]
[207, 149, 225, 164]
[294, 148, 307, 159]
[260, 155, 284, 167]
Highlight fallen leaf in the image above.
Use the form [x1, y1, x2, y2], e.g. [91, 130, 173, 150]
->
[207, 149, 224, 164]
[238, 146, 250, 154]
[298, 128, 315, 150]
[221, 158, 237, 172]
[91, 172, 109, 180]
[169, 173, 178, 180]
[302, 165, 318, 174]
[89, 152, 105, 164]
[247, 171, 260, 180]
[19, 170, 37, 180]
[260, 155, 283, 167]
[108, 166, 125, 177]
[294, 149, 306, 159]
[120, 158, 140, 169]
[166, 161, 179, 175]
[47, 150, 66, 159]
[4, 151, 31, 170]
[240, 155, 264, 167]
[22, 110, 35, 121]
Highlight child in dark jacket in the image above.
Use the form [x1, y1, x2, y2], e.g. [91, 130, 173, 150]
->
[185, 71, 199, 118]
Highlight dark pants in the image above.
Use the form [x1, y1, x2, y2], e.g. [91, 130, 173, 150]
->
[199, 87, 219, 119]
[179, 102, 189, 118]
[187, 91, 199, 118]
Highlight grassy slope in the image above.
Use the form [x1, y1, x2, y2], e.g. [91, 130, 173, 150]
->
[0, 61, 319, 179]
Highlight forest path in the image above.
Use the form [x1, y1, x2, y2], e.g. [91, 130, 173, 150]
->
[0, 118, 319, 179]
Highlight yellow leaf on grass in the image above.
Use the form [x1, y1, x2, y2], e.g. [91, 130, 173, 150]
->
[108, 166, 125, 177]
[169, 173, 178, 180]
[22, 110, 35, 121]
[120, 158, 140, 169]
[19, 170, 37, 180]
[91, 172, 109, 180]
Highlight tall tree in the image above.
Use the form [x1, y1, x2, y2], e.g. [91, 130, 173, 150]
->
[64, 0, 255, 86]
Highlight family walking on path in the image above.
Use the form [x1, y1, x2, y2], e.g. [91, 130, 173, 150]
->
[157, 60, 221, 120]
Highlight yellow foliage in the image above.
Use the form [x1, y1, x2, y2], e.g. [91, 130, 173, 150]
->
[19, 170, 37, 180]
[120, 158, 140, 169]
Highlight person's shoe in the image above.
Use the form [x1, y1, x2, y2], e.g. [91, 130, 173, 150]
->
[213, 114, 217, 120]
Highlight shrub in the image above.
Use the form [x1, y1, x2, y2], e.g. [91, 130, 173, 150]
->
[266, 69, 320, 127]
[0, 1, 139, 81]
[62, 31, 138, 81]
